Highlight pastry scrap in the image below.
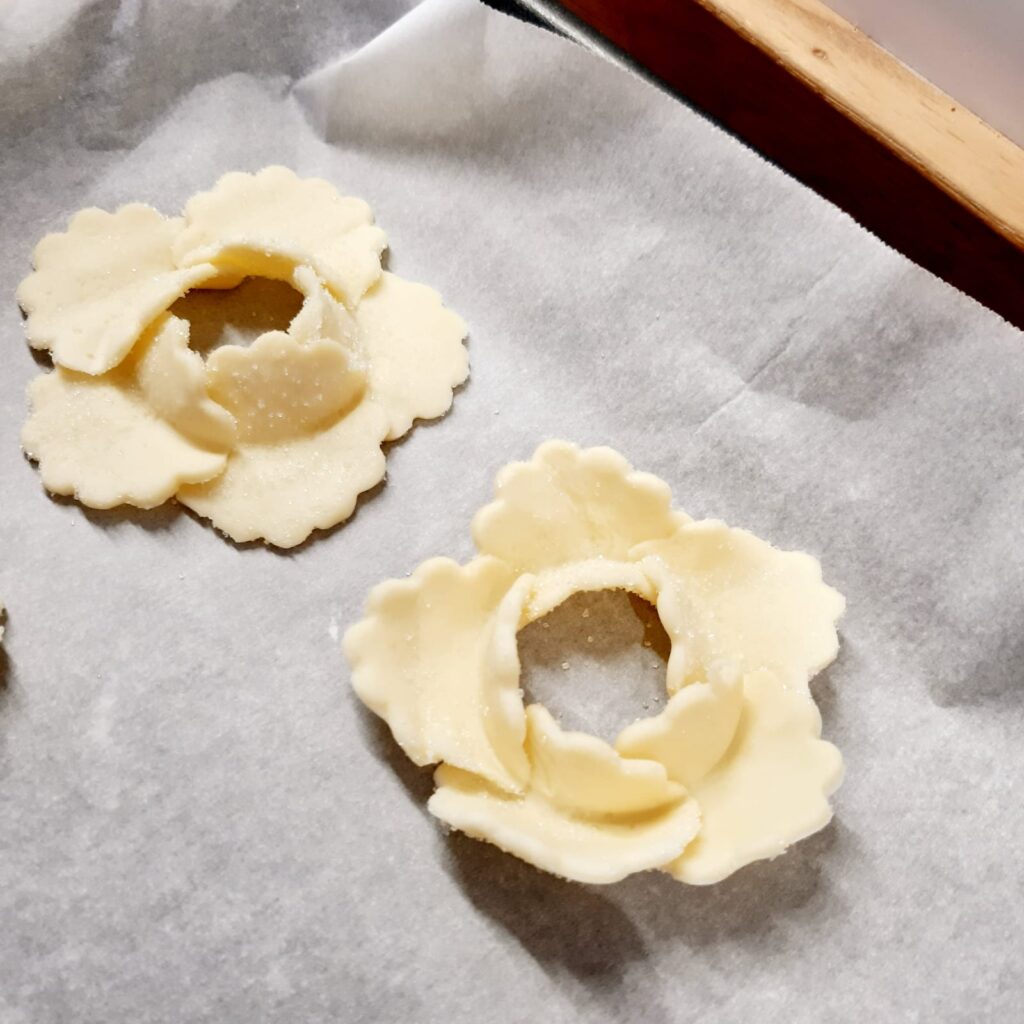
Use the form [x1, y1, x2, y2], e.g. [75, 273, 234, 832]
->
[346, 442, 845, 885]
[18, 167, 468, 548]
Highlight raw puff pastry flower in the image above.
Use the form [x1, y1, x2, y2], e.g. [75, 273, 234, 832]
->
[346, 442, 845, 885]
[17, 167, 468, 548]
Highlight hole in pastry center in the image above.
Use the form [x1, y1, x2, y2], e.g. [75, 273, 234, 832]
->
[169, 276, 304, 355]
[517, 590, 671, 745]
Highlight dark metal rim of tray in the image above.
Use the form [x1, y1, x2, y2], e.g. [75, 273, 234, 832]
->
[485, 0, 1024, 333]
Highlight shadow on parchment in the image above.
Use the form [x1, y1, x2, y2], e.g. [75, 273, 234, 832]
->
[809, 655, 840, 731]
[43, 491, 182, 534]
[359, 705, 436, 806]
[357, 592, 844, 1018]
[930, 629, 1024, 710]
[0, 616, 14, 765]
[444, 832, 664, 1019]
[442, 817, 842, 1020]
[360, 694, 671, 1018]
[0, 621, 9, 703]
[28, 423, 438, 556]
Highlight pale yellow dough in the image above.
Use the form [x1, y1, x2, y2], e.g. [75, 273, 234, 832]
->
[347, 557, 529, 792]
[429, 707, 701, 885]
[23, 365, 225, 510]
[18, 168, 468, 547]
[173, 166, 387, 308]
[347, 441, 845, 885]
[17, 205, 219, 376]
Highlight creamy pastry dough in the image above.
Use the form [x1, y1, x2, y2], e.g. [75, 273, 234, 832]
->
[347, 441, 845, 885]
[18, 168, 467, 547]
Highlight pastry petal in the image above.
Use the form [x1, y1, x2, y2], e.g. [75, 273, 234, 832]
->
[526, 704, 686, 816]
[201, 265, 365, 444]
[664, 669, 843, 885]
[638, 520, 845, 692]
[173, 166, 386, 307]
[616, 662, 744, 790]
[473, 441, 687, 573]
[22, 362, 226, 510]
[17, 204, 217, 375]
[356, 272, 468, 441]
[346, 559, 530, 793]
[429, 707, 700, 885]
[523, 558, 657, 624]
[176, 397, 389, 549]
[134, 313, 237, 451]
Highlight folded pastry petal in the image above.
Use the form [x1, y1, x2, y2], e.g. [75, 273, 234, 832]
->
[522, 558, 657, 625]
[345, 558, 529, 792]
[134, 314, 237, 451]
[616, 662, 744, 790]
[428, 706, 701, 885]
[173, 166, 386, 307]
[638, 520, 845, 692]
[18, 204, 218, 375]
[176, 397, 389, 549]
[662, 669, 843, 885]
[22, 351, 228, 510]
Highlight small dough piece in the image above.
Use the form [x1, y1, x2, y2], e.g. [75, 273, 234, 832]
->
[346, 558, 528, 792]
[526, 705, 686, 817]
[472, 441, 688, 573]
[637, 521, 845, 692]
[173, 166, 387, 307]
[356, 272, 469, 441]
[176, 398, 390, 549]
[202, 266, 365, 444]
[524, 558, 657, 624]
[663, 669, 843, 885]
[205, 333, 364, 445]
[22, 363, 227, 510]
[17, 205, 217, 375]
[428, 707, 701, 885]
[134, 314, 237, 451]
[350, 441, 844, 886]
[286, 264, 361, 350]
[616, 662, 744, 790]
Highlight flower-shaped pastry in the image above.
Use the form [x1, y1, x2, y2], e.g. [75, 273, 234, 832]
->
[346, 442, 845, 885]
[18, 167, 468, 548]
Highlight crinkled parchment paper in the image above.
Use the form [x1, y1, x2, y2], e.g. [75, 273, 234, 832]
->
[0, 1, 1022, 1020]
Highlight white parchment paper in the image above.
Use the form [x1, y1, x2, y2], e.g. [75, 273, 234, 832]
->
[1, 1, 1023, 1020]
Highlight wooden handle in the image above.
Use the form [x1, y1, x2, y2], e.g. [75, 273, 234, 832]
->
[688, 0, 1024, 250]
